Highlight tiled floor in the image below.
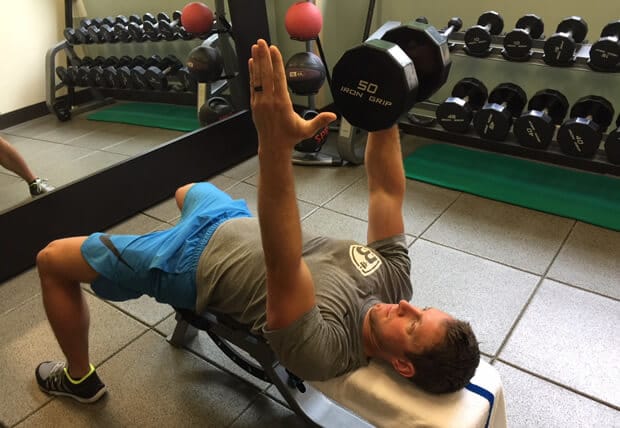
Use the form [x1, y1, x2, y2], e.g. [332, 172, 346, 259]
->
[0, 107, 185, 214]
[0, 113, 619, 427]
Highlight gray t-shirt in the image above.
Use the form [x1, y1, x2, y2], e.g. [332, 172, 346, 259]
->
[195, 217, 412, 381]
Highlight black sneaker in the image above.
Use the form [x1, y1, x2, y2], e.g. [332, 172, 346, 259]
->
[35, 361, 107, 403]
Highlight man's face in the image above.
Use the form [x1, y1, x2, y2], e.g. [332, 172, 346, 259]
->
[368, 300, 452, 359]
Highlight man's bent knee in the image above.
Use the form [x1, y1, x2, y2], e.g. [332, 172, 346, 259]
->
[175, 183, 196, 211]
[36, 237, 97, 283]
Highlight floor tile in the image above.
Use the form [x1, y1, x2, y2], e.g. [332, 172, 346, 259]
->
[0, 268, 40, 316]
[325, 174, 461, 236]
[245, 163, 365, 206]
[101, 293, 175, 327]
[230, 393, 307, 428]
[46, 150, 129, 187]
[409, 239, 540, 355]
[495, 362, 620, 428]
[499, 279, 619, 407]
[17, 331, 259, 428]
[223, 155, 259, 181]
[423, 194, 575, 274]
[2, 115, 64, 138]
[548, 222, 620, 299]
[0, 293, 145, 427]
[227, 181, 318, 219]
[302, 207, 368, 243]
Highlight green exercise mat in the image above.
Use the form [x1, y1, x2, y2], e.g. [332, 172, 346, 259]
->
[404, 144, 620, 231]
[88, 102, 200, 131]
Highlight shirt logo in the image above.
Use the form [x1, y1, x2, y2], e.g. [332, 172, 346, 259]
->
[349, 245, 382, 276]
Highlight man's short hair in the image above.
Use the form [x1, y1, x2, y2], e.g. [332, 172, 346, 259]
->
[405, 318, 480, 394]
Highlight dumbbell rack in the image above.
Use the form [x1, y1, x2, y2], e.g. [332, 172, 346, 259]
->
[47, 0, 243, 122]
[45, 40, 115, 121]
[396, 23, 620, 177]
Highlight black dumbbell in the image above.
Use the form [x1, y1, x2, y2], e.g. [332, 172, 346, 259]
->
[331, 17, 461, 131]
[143, 12, 173, 40]
[129, 55, 168, 89]
[543, 17, 588, 66]
[513, 89, 569, 150]
[176, 67, 198, 92]
[158, 10, 183, 40]
[605, 115, 620, 164]
[55, 66, 75, 87]
[473, 83, 527, 141]
[144, 55, 185, 90]
[331, 17, 460, 131]
[382, 17, 462, 102]
[111, 15, 142, 42]
[502, 14, 545, 61]
[436, 77, 488, 133]
[588, 20, 620, 72]
[464, 11, 504, 57]
[557, 96, 615, 157]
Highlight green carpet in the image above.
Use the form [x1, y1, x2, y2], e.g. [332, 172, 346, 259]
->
[87, 102, 200, 131]
[404, 144, 620, 231]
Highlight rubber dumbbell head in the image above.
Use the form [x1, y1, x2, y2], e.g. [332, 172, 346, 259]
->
[436, 77, 488, 133]
[295, 110, 330, 153]
[588, 20, 620, 71]
[199, 96, 234, 126]
[513, 89, 569, 149]
[543, 17, 588, 66]
[502, 14, 544, 61]
[605, 114, 620, 164]
[464, 11, 504, 57]
[285, 52, 326, 95]
[473, 82, 527, 141]
[382, 17, 461, 102]
[332, 40, 418, 131]
[557, 95, 614, 157]
[145, 55, 184, 90]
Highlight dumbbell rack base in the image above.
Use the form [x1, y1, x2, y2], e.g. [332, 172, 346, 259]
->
[401, 103, 620, 177]
[45, 40, 115, 120]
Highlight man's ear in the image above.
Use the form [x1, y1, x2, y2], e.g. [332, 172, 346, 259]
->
[392, 358, 415, 378]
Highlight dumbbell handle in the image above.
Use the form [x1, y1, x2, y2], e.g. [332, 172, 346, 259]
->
[440, 19, 462, 39]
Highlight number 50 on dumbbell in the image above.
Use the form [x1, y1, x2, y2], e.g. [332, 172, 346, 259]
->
[331, 18, 462, 131]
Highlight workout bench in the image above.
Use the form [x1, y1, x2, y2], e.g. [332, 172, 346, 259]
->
[168, 308, 507, 427]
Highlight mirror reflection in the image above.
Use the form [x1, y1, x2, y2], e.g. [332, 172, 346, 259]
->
[0, 0, 240, 214]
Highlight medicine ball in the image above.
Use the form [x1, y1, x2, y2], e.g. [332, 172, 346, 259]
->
[181, 2, 214, 34]
[285, 1, 323, 40]
[186, 44, 223, 82]
[285, 52, 326, 95]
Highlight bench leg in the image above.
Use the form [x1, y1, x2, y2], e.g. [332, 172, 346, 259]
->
[167, 314, 198, 347]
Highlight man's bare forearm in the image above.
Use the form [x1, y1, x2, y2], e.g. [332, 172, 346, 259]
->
[365, 126, 406, 197]
[257, 142, 303, 274]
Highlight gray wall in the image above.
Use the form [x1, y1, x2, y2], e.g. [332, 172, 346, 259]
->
[2, 1, 620, 115]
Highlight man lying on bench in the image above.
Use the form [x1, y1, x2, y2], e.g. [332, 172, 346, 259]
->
[34, 39, 480, 404]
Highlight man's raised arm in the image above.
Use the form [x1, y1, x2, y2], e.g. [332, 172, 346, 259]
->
[365, 125, 406, 244]
[249, 40, 336, 329]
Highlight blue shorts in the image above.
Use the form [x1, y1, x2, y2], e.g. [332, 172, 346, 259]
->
[81, 182, 252, 309]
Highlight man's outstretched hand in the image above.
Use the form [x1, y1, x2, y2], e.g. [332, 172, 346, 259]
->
[249, 39, 336, 152]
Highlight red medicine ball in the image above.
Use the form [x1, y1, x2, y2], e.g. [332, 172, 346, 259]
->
[285, 2, 323, 41]
[181, 2, 214, 34]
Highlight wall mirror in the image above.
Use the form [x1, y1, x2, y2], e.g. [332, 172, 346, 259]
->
[0, 0, 270, 282]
